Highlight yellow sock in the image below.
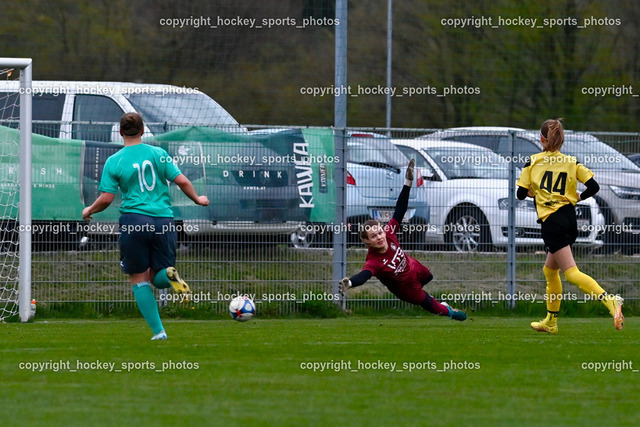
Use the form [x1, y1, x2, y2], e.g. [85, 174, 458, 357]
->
[564, 266, 613, 313]
[545, 311, 558, 325]
[543, 266, 562, 313]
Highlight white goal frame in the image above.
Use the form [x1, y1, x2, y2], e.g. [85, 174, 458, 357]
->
[0, 58, 32, 322]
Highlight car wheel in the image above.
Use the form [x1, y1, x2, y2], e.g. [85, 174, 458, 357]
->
[445, 206, 492, 252]
[290, 225, 315, 249]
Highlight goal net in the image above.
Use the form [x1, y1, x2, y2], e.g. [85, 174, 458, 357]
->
[0, 58, 32, 322]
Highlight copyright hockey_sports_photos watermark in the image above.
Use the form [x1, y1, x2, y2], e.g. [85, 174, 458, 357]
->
[437, 290, 624, 305]
[299, 84, 480, 98]
[158, 151, 341, 168]
[296, 221, 480, 239]
[440, 15, 621, 29]
[18, 359, 200, 373]
[299, 359, 481, 373]
[159, 15, 340, 29]
[160, 290, 342, 304]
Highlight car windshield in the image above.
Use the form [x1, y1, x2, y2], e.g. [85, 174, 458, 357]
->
[563, 136, 640, 172]
[347, 138, 408, 170]
[124, 93, 239, 131]
[429, 148, 511, 179]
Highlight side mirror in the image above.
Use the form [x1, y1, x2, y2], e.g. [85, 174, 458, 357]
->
[422, 169, 435, 180]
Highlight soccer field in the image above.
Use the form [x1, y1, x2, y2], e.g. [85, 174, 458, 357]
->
[2, 317, 636, 426]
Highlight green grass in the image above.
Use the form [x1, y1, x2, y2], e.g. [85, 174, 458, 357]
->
[2, 316, 638, 426]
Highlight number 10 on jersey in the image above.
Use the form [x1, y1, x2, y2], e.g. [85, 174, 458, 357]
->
[133, 161, 157, 192]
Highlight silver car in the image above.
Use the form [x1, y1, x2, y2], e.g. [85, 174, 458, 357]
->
[425, 127, 640, 253]
[394, 139, 603, 252]
[249, 130, 430, 248]
[344, 135, 430, 248]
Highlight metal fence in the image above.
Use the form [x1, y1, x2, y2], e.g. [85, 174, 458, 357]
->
[3, 1, 639, 320]
[23, 125, 640, 316]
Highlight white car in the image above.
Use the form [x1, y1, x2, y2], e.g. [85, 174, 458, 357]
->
[249, 129, 431, 249]
[0, 80, 245, 140]
[393, 139, 604, 252]
[425, 126, 640, 254]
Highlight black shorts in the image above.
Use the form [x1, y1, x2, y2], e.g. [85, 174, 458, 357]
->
[118, 213, 177, 275]
[541, 204, 577, 254]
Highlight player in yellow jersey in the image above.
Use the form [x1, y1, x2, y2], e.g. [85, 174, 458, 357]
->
[517, 118, 623, 333]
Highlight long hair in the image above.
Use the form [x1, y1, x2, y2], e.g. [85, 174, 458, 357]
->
[540, 118, 564, 152]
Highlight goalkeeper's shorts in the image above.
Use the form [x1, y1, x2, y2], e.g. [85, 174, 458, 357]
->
[384, 259, 433, 305]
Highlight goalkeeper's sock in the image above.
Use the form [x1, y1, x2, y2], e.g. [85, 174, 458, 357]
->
[543, 266, 562, 313]
[564, 266, 607, 305]
[152, 268, 172, 289]
[132, 282, 164, 335]
[420, 293, 451, 316]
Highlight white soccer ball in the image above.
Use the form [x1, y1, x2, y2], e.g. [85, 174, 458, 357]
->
[229, 296, 256, 322]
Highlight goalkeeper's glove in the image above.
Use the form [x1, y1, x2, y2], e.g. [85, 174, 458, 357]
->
[338, 277, 352, 294]
[405, 159, 415, 185]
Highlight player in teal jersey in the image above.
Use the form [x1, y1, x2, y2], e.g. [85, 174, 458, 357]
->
[83, 112, 209, 340]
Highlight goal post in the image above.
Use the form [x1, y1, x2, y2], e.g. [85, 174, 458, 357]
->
[0, 58, 32, 322]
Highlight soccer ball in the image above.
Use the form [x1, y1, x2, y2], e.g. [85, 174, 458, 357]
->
[229, 296, 256, 322]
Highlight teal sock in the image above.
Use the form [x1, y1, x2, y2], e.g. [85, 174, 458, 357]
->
[152, 268, 172, 289]
[132, 282, 164, 335]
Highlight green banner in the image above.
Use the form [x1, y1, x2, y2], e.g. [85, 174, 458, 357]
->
[0, 125, 336, 223]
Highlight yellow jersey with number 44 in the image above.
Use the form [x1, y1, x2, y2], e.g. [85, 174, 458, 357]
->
[517, 151, 594, 222]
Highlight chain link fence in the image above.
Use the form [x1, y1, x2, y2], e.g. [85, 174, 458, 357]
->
[2, 0, 640, 318]
[19, 123, 640, 316]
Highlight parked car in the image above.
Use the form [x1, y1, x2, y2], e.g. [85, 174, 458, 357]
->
[345, 134, 430, 248]
[423, 127, 640, 253]
[250, 129, 430, 248]
[189, 127, 334, 240]
[628, 153, 640, 168]
[393, 139, 604, 252]
[0, 83, 333, 247]
[81, 129, 312, 243]
[0, 80, 245, 139]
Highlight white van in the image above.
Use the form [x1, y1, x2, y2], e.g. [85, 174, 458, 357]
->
[0, 82, 311, 246]
[0, 80, 245, 140]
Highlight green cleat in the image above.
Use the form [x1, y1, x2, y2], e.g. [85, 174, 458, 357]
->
[442, 302, 467, 321]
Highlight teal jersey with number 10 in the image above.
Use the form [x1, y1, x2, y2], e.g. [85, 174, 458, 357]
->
[99, 143, 182, 217]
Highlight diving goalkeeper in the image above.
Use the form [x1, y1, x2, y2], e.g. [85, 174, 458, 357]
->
[339, 159, 466, 321]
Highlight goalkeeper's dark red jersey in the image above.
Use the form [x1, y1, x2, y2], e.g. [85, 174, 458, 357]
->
[362, 218, 427, 290]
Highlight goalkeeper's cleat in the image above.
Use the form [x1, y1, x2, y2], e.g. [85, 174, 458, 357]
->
[530, 316, 558, 334]
[151, 331, 167, 340]
[442, 302, 467, 321]
[612, 295, 624, 330]
[166, 267, 190, 296]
